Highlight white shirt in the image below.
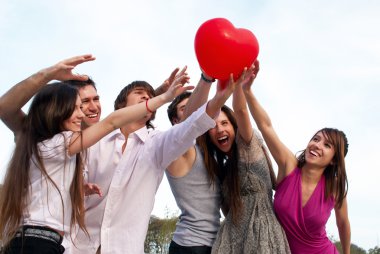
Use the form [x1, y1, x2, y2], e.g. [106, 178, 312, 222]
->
[73, 103, 215, 254]
[23, 131, 76, 250]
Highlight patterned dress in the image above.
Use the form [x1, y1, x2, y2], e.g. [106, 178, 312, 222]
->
[211, 131, 290, 254]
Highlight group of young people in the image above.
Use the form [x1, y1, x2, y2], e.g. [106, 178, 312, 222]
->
[0, 54, 351, 254]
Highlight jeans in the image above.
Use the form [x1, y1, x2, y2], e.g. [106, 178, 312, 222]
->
[3, 225, 65, 254]
[169, 240, 212, 254]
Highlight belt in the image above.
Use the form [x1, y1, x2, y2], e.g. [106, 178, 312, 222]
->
[15, 225, 63, 245]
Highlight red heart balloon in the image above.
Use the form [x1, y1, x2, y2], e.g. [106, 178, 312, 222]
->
[195, 18, 259, 81]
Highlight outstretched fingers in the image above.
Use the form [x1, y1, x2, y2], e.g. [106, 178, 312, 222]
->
[62, 54, 96, 67]
[48, 54, 95, 81]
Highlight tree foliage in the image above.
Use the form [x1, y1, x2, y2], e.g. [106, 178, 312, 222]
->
[144, 215, 178, 254]
[368, 246, 380, 254]
[334, 241, 368, 254]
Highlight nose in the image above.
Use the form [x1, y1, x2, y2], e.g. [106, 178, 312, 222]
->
[314, 141, 322, 150]
[216, 124, 224, 133]
[78, 109, 85, 119]
[88, 100, 97, 111]
[141, 92, 151, 101]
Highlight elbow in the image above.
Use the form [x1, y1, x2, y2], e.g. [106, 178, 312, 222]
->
[336, 218, 351, 236]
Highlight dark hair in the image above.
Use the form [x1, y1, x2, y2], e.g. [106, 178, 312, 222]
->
[0, 83, 87, 246]
[114, 81, 156, 129]
[63, 77, 96, 90]
[198, 105, 242, 224]
[297, 127, 349, 208]
[167, 92, 191, 125]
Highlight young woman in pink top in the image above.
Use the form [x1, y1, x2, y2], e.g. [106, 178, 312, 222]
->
[241, 61, 351, 254]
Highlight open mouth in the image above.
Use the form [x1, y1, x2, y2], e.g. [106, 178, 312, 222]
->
[309, 150, 320, 157]
[217, 135, 229, 146]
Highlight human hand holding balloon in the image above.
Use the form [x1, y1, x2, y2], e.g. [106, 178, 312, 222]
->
[214, 68, 248, 102]
[241, 60, 260, 92]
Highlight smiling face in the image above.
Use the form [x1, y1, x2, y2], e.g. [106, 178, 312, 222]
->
[63, 95, 85, 132]
[208, 111, 236, 154]
[78, 85, 101, 128]
[305, 131, 336, 168]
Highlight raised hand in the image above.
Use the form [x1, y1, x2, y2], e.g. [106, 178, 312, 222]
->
[156, 66, 189, 95]
[43, 54, 96, 82]
[241, 60, 260, 91]
[161, 67, 193, 102]
[215, 67, 248, 102]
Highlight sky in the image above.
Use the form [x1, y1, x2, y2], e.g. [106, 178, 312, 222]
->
[0, 0, 379, 251]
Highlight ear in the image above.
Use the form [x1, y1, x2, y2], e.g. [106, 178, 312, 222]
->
[173, 117, 180, 124]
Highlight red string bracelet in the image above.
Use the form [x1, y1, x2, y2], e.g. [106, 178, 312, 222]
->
[146, 99, 154, 113]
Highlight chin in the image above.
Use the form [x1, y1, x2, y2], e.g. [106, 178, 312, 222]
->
[218, 146, 230, 154]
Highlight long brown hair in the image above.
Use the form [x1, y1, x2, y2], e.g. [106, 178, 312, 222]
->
[198, 105, 242, 224]
[0, 83, 87, 246]
[297, 127, 349, 208]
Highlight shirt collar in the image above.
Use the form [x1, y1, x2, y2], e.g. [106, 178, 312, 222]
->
[132, 126, 151, 143]
[103, 126, 154, 143]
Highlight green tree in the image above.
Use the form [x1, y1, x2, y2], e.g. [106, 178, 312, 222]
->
[144, 215, 177, 254]
[369, 246, 380, 254]
[334, 241, 367, 254]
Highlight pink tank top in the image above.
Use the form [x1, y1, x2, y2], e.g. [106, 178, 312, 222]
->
[274, 168, 338, 254]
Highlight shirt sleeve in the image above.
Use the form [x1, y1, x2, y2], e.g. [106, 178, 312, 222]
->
[152, 102, 215, 169]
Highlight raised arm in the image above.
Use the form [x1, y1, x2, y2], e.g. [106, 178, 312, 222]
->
[68, 71, 193, 155]
[205, 72, 243, 118]
[0, 54, 95, 136]
[242, 61, 296, 182]
[335, 198, 351, 254]
[182, 72, 214, 119]
[232, 66, 256, 143]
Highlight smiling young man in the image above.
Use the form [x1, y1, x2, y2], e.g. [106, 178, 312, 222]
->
[64, 78, 101, 129]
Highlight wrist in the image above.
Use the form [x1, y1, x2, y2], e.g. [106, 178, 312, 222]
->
[145, 99, 154, 113]
[35, 68, 55, 84]
[243, 88, 252, 94]
[201, 73, 215, 83]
